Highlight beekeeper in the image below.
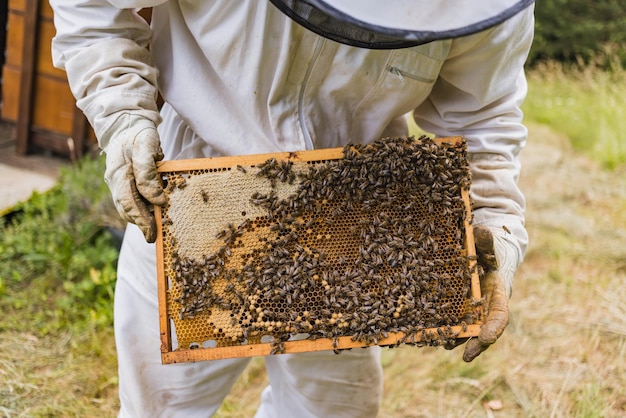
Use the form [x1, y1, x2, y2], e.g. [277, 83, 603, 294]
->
[51, 1, 534, 416]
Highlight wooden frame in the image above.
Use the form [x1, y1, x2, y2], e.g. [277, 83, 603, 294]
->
[155, 137, 483, 364]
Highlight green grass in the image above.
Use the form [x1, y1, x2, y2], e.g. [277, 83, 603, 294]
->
[523, 59, 626, 169]
[0, 154, 123, 415]
[0, 154, 122, 334]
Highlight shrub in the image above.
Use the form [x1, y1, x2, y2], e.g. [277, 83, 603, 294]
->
[0, 155, 122, 333]
[529, 0, 626, 67]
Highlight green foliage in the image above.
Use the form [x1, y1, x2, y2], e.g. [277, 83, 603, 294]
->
[0, 155, 121, 333]
[523, 61, 626, 169]
[529, 0, 626, 67]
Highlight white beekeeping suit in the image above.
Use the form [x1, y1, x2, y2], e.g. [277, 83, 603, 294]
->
[50, 1, 534, 416]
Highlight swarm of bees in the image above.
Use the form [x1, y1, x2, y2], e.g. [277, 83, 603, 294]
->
[160, 136, 480, 357]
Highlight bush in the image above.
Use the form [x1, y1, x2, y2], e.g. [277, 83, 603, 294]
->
[529, 0, 626, 67]
[0, 154, 122, 333]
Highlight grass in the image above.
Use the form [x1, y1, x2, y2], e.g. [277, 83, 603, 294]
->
[0, 155, 121, 335]
[0, 329, 119, 416]
[0, 155, 123, 416]
[1, 62, 626, 416]
[522, 58, 626, 169]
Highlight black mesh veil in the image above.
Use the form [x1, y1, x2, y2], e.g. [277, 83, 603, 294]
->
[270, 0, 535, 49]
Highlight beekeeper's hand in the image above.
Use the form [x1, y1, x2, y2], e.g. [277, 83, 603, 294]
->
[462, 225, 517, 362]
[102, 113, 166, 243]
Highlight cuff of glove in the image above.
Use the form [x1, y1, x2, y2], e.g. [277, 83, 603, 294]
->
[100, 113, 159, 152]
[473, 222, 521, 299]
[472, 213, 525, 299]
[476, 224, 521, 299]
[491, 231, 519, 298]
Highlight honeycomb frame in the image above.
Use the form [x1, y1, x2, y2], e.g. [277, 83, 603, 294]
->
[155, 136, 483, 364]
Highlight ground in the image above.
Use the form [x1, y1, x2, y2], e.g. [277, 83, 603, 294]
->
[0, 122, 67, 214]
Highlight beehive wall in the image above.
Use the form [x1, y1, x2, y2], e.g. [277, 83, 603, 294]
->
[157, 136, 482, 363]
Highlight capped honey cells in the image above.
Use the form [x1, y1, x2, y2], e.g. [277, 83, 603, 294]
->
[156, 136, 483, 363]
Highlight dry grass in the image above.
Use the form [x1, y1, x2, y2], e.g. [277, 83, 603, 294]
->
[0, 329, 119, 417]
[2, 123, 625, 417]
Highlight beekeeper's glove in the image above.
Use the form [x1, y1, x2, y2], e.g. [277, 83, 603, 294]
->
[461, 224, 517, 362]
[102, 113, 166, 243]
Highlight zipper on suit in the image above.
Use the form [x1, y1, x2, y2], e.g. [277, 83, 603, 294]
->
[386, 65, 436, 83]
[298, 38, 325, 150]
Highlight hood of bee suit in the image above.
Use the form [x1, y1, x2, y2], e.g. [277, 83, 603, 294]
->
[269, 0, 535, 49]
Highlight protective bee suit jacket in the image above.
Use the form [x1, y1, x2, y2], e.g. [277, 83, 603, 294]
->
[51, 1, 533, 416]
[51, 1, 532, 260]
[52, 0, 532, 256]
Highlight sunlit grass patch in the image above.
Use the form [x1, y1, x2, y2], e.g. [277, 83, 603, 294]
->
[523, 59, 626, 169]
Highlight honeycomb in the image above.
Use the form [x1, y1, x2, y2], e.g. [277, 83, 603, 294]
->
[155, 136, 483, 363]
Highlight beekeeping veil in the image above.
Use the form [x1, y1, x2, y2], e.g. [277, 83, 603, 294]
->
[270, 0, 535, 49]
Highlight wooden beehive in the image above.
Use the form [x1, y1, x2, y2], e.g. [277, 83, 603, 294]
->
[1, 0, 151, 158]
[1, 0, 88, 157]
[155, 136, 484, 364]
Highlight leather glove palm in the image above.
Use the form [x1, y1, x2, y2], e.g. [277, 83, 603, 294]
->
[461, 225, 516, 362]
[102, 114, 166, 243]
